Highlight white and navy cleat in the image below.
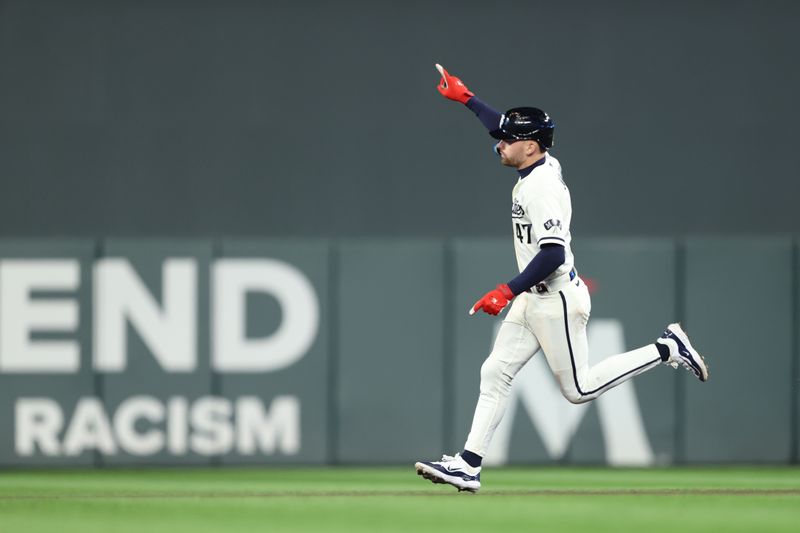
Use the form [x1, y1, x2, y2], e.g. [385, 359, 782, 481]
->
[414, 453, 481, 493]
[657, 323, 709, 382]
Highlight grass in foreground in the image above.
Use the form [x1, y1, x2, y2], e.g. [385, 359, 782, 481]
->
[0, 466, 798, 532]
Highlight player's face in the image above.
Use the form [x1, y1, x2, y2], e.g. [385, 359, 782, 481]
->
[496, 139, 535, 168]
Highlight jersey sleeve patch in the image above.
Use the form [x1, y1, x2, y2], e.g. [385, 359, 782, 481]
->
[543, 219, 562, 231]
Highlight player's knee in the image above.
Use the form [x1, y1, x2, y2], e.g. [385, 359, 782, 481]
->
[479, 357, 512, 391]
[561, 388, 590, 405]
[552, 371, 591, 404]
[479, 358, 501, 383]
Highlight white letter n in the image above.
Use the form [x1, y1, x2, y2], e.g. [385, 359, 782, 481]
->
[93, 258, 197, 372]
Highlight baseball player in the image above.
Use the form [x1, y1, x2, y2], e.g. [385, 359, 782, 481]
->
[415, 64, 709, 493]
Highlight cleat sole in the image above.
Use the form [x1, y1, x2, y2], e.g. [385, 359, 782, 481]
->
[414, 462, 480, 493]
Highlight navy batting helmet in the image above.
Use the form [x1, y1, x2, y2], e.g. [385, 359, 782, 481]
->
[490, 107, 555, 149]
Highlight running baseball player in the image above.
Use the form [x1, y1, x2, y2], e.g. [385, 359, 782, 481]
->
[415, 64, 709, 493]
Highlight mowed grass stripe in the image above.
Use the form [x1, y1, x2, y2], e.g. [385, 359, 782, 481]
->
[0, 468, 799, 533]
[1, 488, 800, 500]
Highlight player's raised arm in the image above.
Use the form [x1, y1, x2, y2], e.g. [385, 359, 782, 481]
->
[435, 63, 502, 133]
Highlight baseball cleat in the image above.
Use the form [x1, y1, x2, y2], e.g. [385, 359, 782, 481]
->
[656, 323, 709, 382]
[414, 453, 481, 493]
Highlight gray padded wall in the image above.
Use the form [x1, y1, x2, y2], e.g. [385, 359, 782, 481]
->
[795, 238, 799, 464]
[1, 236, 798, 465]
[336, 240, 445, 463]
[684, 237, 794, 462]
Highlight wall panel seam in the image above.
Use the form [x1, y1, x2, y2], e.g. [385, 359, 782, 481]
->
[327, 241, 340, 465]
[791, 237, 799, 464]
[674, 237, 686, 464]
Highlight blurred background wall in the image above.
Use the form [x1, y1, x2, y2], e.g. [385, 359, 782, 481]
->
[1, 0, 798, 238]
[0, 0, 797, 466]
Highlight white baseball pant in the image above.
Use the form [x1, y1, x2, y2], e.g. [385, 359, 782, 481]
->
[464, 275, 662, 457]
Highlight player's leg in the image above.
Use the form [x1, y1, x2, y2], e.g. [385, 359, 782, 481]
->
[415, 294, 540, 492]
[532, 279, 662, 404]
[463, 295, 541, 456]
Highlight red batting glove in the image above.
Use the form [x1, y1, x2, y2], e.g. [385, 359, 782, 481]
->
[435, 63, 474, 104]
[469, 284, 515, 316]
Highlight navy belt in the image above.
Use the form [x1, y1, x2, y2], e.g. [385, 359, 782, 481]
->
[530, 268, 576, 294]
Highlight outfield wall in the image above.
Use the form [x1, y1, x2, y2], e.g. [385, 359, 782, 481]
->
[0, 237, 796, 467]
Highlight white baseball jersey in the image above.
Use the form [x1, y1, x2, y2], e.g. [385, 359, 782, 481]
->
[510, 153, 574, 282]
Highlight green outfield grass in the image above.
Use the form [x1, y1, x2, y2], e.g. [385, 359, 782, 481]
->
[1, 466, 798, 532]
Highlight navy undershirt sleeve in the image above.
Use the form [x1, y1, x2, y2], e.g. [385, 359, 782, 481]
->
[465, 96, 502, 132]
[506, 244, 566, 296]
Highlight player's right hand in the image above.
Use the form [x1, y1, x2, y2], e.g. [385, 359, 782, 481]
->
[435, 63, 474, 104]
[469, 284, 514, 316]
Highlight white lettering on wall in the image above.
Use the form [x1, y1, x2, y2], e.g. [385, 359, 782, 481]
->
[15, 398, 63, 456]
[236, 395, 300, 455]
[0, 260, 80, 373]
[93, 258, 197, 372]
[14, 395, 301, 458]
[114, 396, 165, 456]
[190, 396, 234, 455]
[62, 397, 117, 456]
[212, 259, 319, 372]
[0, 257, 321, 375]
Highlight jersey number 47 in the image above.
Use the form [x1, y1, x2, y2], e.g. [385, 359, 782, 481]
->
[515, 223, 532, 244]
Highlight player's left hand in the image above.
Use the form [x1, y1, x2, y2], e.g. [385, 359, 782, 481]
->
[469, 284, 514, 316]
[435, 63, 474, 104]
